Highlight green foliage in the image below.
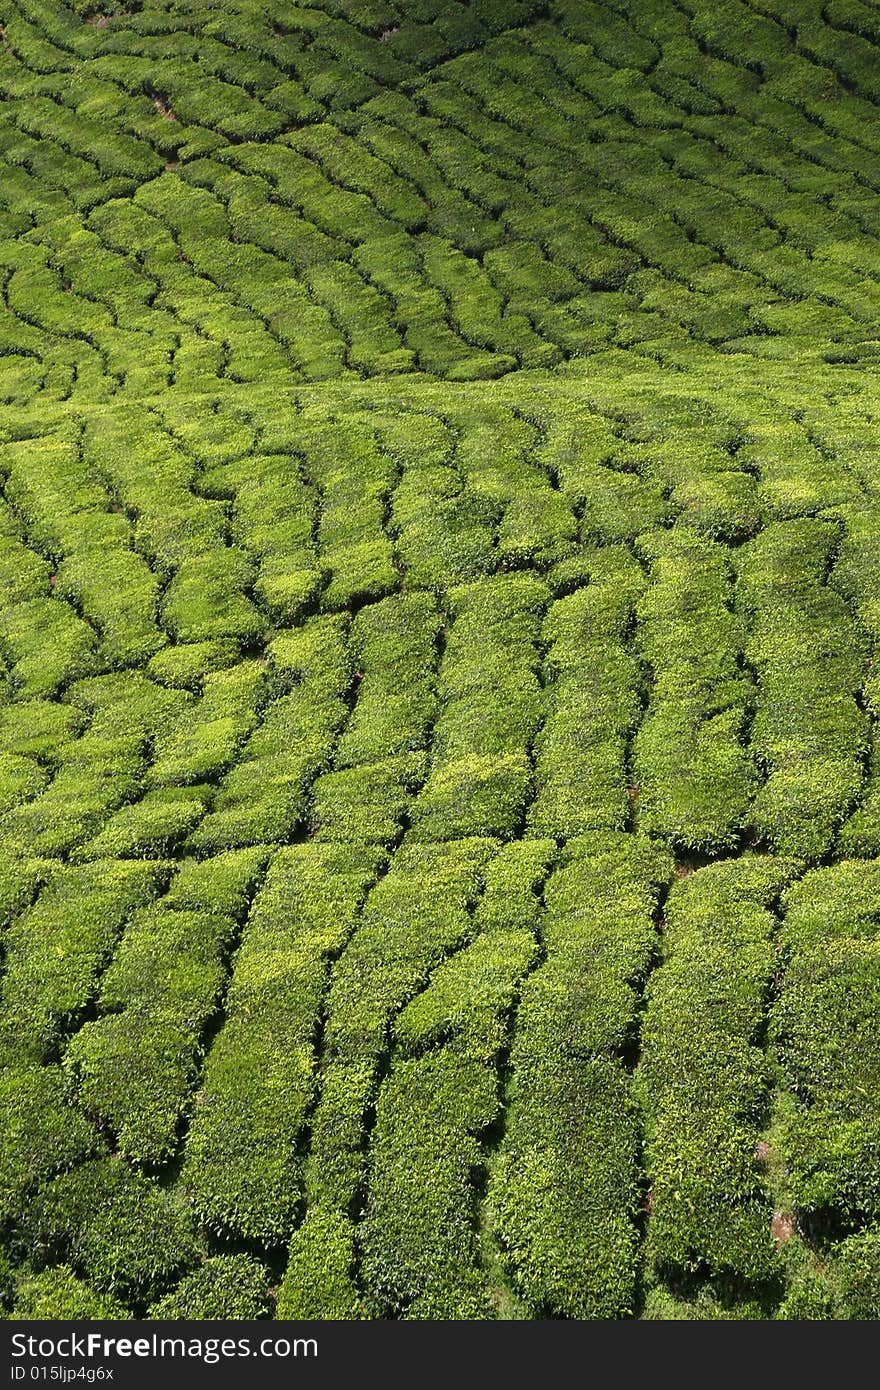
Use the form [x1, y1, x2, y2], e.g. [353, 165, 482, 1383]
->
[64, 905, 237, 1163]
[0, 597, 96, 698]
[147, 660, 265, 788]
[409, 575, 546, 839]
[277, 1209, 364, 1320]
[0, 1065, 102, 1225]
[311, 753, 426, 844]
[307, 837, 496, 1213]
[2, 0, 880, 1324]
[188, 617, 351, 850]
[633, 528, 757, 851]
[13, 1266, 129, 1320]
[639, 856, 798, 1285]
[360, 1053, 497, 1318]
[74, 785, 210, 860]
[488, 834, 672, 1318]
[0, 858, 170, 1060]
[737, 520, 869, 859]
[335, 592, 440, 766]
[19, 1157, 200, 1303]
[773, 861, 880, 1218]
[529, 549, 644, 837]
[146, 639, 240, 690]
[181, 843, 383, 1242]
[162, 550, 266, 645]
[149, 1256, 270, 1320]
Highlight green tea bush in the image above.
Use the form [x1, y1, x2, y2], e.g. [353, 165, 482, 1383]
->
[529, 549, 644, 837]
[163, 845, 270, 918]
[737, 519, 868, 859]
[74, 785, 210, 860]
[301, 415, 399, 608]
[409, 574, 546, 839]
[13, 1266, 129, 1320]
[0, 597, 96, 698]
[277, 1208, 364, 1320]
[181, 843, 383, 1242]
[488, 834, 672, 1318]
[307, 837, 496, 1214]
[145, 640, 240, 690]
[0, 1064, 102, 1226]
[147, 660, 265, 787]
[64, 905, 237, 1164]
[311, 753, 425, 845]
[393, 926, 537, 1063]
[161, 549, 266, 646]
[149, 1256, 270, 1320]
[229, 453, 321, 622]
[640, 856, 797, 1284]
[335, 592, 440, 767]
[634, 528, 757, 851]
[773, 861, 880, 1218]
[20, 1157, 200, 1304]
[189, 619, 350, 849]
[3, 0, 880, 1324]
[360, 1052, 497, 1318]
[0, 858, 169, 1061]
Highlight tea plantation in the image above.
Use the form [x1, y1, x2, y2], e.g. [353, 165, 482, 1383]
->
[3, 0, 880, 1321]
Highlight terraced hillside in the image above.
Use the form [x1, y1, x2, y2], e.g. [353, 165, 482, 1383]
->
[3, 0, 880, 1321]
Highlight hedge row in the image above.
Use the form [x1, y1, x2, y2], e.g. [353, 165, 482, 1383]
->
[528, 546, 644, 838]
[452, 403, 577, 568]
[311, 753, 426, 846]
[304, 837, 495, 1228]
[488, 833, 672, 1318]
[384, 409, 497, 589]
[276, 1207, 364, 1320]
[226, 451, 321, 623]
[633, 527, 757, 852]
[392, 837, 553, 1064]
[297, 413, 399, 608]
[181, 841, 383, 1243]
[408, 574, 548, 841]
[10, 0, 880, 402]
[12, 1265, 129, 1320]
[1, 429, 165, 667]
[336, 592, 440, 767]
[355, 840, 555, 1317]
[2, 670, 188, 860]
[0, 539, 96, 699]
[738, 416, 861, 522]
[149, 1255, 271, 1320]
[535, 405, 669, 545]
[284, 836, 552, 1318]
[0, 1062, 102, 1230]
[778, 1228, 880, 1320]
[74, 784, 210, 862]
[186, 617, 349, 850]
[830, 505, 880, 856]
[0, 856, 170, 1063]
[773, 859, 880, 1220]
[147, 660, 265, 790]
[16, 1156, 200, 1305]
[353, 233, 515, 381]
[639, 855, 797, 1286]
[161, 548, 266, 647]
[64, 864, 263, 1165]
[359, 1052, 497, 1318]
[392, 917, 538, 1066]
[80, 408, 230, 573]
[736, 518, 868, 859]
